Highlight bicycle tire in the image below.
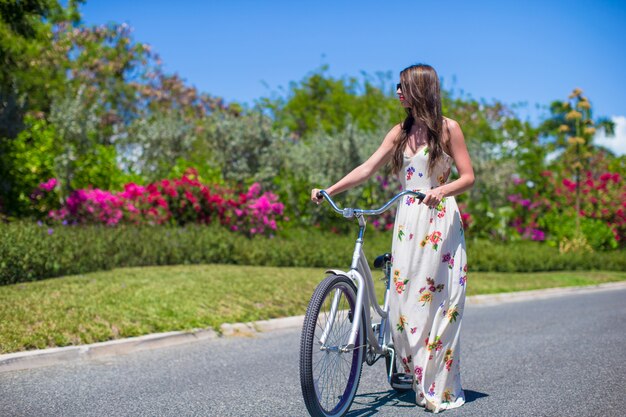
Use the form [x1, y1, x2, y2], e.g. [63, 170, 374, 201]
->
[300, 275, 365, 417]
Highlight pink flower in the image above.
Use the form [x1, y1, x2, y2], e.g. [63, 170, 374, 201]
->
[246, 183, 262, 198]
[251, 195, 272, 214]
[39, 178, 58, 192]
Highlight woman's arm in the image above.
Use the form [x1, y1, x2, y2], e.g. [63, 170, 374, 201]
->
[311, 124, 401, 203]
[421, 119, 475, 207]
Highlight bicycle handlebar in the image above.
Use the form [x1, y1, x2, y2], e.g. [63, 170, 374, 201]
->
[316, 189, 426, 218]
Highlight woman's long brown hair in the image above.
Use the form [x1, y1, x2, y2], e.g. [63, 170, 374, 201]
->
[391, 64, 449, 176]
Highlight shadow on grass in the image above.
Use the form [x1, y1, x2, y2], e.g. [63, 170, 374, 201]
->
[347, 388, 488, 416]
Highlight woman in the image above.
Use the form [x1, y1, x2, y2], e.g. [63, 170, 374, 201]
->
[311, 63, 474, 412]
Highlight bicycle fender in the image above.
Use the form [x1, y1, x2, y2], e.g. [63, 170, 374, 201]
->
[325, 269, 358, 286]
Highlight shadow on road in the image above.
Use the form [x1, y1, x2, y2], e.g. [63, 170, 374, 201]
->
[463, 389, 489, 403]
[346, 388, 488, 416]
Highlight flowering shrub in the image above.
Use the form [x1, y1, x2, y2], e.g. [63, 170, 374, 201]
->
[28, 177, 62, 219]
[456, 202, 473, 231]
[369, 174, 402, 231]
[47, 169, 285, 236]
[508, 170, 625, 249]
[50, 188, 124, 226]
[223, 183, 284, 235]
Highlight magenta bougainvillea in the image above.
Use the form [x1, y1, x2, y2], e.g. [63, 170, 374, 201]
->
[508, 170, 625, 245]
[47, 169, 285, 236]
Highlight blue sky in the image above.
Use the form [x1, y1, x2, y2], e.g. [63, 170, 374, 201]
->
[81, 0, 626, 153]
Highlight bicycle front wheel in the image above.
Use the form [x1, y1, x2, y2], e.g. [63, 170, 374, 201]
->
[300, 275, 365, 417]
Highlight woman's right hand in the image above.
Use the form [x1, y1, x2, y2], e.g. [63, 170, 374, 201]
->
[311, 188, 324, 205]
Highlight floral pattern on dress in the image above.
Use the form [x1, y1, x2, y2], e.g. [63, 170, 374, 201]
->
[420, 277, 444, 294]
[401, 355, 413, 373]
[459, 263, 468, 285]
[442, 389, 454, 403]
[441, 252, 455, 269]
[389, 142, 466, 412]
[427, 382, 436, 397]
[447, 305, 460, 323]
[444, 348, 454, 371]
[407, 166, 416, 180]
[398, 225, 405, 241]
[425, 334, 443, 359]
[434, 198, 447, 218]
[418, 291, 432, 306]
[405, 189, 422, 206]
[396, 315, 408, 332]
[415, 365, 424, 384]
[420, 231, 442, 250]
[394, 271, 409, 295]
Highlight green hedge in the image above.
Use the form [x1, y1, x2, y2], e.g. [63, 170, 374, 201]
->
[1, 222, 625, 285]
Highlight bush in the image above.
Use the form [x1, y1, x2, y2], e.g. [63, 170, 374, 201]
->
[508, 170, 625, 249]
[45, 169, 285, 236]
[1, 222, 625, 286]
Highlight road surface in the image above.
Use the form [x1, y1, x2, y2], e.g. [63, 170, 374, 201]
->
[1, 288, 625, 416]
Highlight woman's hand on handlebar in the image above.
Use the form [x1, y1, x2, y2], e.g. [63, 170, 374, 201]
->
[420, 187, 445, 208]
[311, 188, 324, 205]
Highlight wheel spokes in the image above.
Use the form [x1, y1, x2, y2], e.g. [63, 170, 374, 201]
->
[310, 282, 359, 413]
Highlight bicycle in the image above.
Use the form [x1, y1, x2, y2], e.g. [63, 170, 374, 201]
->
[299, 189, 426, 417]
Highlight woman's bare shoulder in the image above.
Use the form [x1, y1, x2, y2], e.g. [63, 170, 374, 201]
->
[382, 123, 403, 144]
[389, 123, 403, 134]
[442, 117, 465, 156]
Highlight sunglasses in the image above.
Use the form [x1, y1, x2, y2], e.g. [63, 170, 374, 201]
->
[396, 83, 402, 91]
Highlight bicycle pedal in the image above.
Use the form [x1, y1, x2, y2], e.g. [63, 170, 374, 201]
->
[391, 373, 414, 390]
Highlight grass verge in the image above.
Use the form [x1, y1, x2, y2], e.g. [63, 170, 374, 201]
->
[1, 265, 624, 354]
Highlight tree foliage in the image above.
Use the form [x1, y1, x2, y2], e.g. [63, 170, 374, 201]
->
[0, 2, 236, 215]
[259, 65, 404, 138]
[1, 1, 623, 250]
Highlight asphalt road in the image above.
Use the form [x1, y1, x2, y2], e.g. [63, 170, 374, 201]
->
[1, 288, 625, 417]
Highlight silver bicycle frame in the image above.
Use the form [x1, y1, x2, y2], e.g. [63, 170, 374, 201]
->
[316, 190, 425, 355]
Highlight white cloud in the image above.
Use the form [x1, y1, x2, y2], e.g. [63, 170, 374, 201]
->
[594, 115, 626, 156]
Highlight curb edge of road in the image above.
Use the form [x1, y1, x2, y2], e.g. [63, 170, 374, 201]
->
[2, 280, 625, 373]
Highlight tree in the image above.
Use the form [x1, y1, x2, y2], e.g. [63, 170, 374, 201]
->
[259, 65, 404, 138]
[0, 0, 81, 215]
[1, 7, 237, 216]
[539, 88, 616, 233]
[442, 91, 540, 239]
[0, 0, 82, 137]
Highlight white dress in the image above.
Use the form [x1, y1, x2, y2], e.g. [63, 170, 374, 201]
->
[389, 145, 467, 412]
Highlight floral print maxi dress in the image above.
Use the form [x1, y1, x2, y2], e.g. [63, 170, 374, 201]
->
[389, 146, 467, 413]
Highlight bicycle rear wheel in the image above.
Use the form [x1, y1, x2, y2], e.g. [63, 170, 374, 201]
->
[300, 275, 365, 417]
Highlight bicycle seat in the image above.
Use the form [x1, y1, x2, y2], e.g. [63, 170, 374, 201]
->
[374, 253, 391, 269]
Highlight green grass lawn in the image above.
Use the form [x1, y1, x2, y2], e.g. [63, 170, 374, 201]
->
[1, 265, 624, 354]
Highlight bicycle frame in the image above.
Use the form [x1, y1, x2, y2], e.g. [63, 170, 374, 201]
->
[316, 190, 425, 358]
[320, 216, 388, 355]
